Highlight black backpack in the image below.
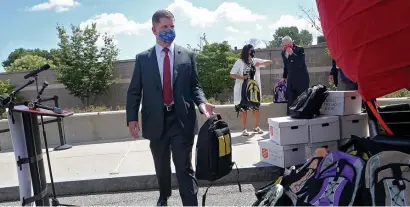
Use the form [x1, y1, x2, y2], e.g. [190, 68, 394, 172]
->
[236, 64, 261, 116]
[242, 78, 261, 108]
[195, 114, 241, 206]
[289, 84, 329, 119]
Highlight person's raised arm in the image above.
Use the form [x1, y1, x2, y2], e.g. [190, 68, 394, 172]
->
[254, 58, 273, 68]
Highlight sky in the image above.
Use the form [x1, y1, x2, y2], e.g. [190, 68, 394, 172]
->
[0, 0, 322, 72]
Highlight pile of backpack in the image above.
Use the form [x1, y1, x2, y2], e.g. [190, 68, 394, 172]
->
[253, 135, 410, 206]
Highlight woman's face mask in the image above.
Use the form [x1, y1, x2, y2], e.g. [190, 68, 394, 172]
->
[250, 49, 255, 58]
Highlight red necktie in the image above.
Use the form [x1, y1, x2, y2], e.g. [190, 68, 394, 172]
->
[162, 47, 172, 104]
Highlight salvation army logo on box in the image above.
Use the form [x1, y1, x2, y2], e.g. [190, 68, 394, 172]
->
[262, 148, 269, 159]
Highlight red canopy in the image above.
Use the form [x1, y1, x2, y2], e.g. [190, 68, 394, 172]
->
[316, 0, 410, 101]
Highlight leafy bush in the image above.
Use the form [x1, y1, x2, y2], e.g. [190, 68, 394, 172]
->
[71, 105, 125, 113]
[0, 79, 24, 119]
[382, 89, 410, 98]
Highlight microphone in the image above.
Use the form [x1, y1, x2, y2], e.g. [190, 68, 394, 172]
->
[38, 81, 49, 97]
[14, 79, 35, 94]
[24, 64, 51, 79]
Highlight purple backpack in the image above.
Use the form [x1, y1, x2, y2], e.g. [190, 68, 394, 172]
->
[274, 81, 287, 103]
[296, 151, 365, 206]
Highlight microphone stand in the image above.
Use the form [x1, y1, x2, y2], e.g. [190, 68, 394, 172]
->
[30, 76, 75, 206]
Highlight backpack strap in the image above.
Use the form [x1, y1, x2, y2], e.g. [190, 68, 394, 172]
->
[235, 105, 241, 118]
[215, 113, 222, 120]
[209, 113, 222, 122]
[274, 86, 279, 102]
[201, 162, 242, 207]
[391, 164, 406, 190]
[202, 162, 242, 207]
[233, 162, 242, 193]
[202, 182, 213, 206]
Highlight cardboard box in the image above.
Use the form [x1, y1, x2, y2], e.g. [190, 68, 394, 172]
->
[258, 140, 306, 168]
[268, 116, 309, 145]
[320, 91, 363, 115]
[308, 115, 340, 143]
[305, 141, 338, 160]
[340, 113, 369, 139]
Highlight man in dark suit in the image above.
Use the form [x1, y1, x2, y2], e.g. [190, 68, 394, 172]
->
[329, 58, 358, 90]
[280, 36, 310, 115]
[126, 9, 215, 206]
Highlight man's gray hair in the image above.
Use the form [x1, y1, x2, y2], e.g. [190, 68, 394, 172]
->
[282, 36, 293, 43]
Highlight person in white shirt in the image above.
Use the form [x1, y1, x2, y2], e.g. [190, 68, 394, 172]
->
[230, 44, 273, 136]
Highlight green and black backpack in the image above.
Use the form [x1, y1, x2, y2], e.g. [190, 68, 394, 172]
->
[235, 62, 261, 116]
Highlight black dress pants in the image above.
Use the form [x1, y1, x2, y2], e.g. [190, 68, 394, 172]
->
[149, 109, 198, 206]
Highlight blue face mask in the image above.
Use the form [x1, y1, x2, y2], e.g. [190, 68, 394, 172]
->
[158, 28, 176, 43]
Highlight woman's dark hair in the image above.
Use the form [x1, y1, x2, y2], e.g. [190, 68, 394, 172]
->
[240, 44, 253, 65]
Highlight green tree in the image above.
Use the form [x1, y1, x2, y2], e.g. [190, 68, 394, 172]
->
[0, 79, 24, 118]
[6, 55, 55, 73]
[267, 26, 313, 48]
[55, 23, 119, 106]
[2, 48, 57, 68]
[195, 37, 239, 99]
[299, 29, 313, 46]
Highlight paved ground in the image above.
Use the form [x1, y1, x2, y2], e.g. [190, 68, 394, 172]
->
[0, 131, 269, 187]
[0, 182, 270, 206]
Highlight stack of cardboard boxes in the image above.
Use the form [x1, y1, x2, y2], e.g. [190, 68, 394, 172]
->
[320, 91, 369, 147]
[258, 91, 369, 168]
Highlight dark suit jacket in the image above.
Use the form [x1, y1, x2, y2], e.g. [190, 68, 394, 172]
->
[329, 59, 354, 85]
[126, 44, 207, 140]
[281, 44, 310, 89]
[330, 59, 339, 86]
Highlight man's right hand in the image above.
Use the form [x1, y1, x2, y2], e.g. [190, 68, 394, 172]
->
[281, 78, 287, 83]
[128, 121, 140, 139]
[242, 75, 249, 80]
[329, 75, 334, 83]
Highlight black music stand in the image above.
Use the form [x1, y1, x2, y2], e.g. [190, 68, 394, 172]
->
[10, 105, 73, 206]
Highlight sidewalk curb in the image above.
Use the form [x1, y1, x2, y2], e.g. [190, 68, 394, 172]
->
[0, 165, 281, 202]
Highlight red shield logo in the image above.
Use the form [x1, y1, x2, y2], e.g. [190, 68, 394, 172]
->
[262, 148, 269, 159]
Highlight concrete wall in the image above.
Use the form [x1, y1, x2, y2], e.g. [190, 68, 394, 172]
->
[0, 44, 333, 109]
[0, 103, 287, 152]
[0, 97, 408, 152]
